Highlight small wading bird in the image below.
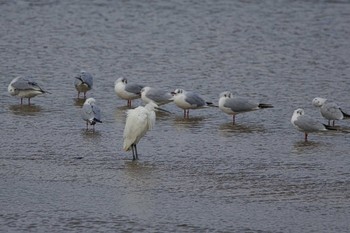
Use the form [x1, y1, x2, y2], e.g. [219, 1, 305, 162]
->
[291, 108, 336, 142]
[81, 98, 102, 130]
[74, 70, 93, 99]
[312, 97, 350, 126]
[141, 86, 173, 106]
[123, 102, 169, 160]
[8, 76, 50, 105]
[171, 88, 214, 118]
[218, 91, 273, 124]
[114, 77, 144, 108]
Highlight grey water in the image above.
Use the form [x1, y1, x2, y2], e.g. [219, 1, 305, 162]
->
[1, 0, 350, 232]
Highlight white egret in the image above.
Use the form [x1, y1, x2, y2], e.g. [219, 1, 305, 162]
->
[81, 98, 102, 130]
[218, 91, 273, 124]
[74, 70, 93, 99]
[171, 88, 214, 118]
[312, 97, 350, 126]
[114, 77, 144, 108]
[123, 102, 167, 160]
[291, 108, 336, 142]
[8, 76, 50, 105]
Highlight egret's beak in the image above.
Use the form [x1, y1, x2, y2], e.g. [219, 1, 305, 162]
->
[155, 106, 172, 114]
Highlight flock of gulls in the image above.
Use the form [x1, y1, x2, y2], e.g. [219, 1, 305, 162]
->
[7, 71, 350, 160]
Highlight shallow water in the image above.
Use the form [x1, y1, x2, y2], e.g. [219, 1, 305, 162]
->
[1, 0, 350, 232]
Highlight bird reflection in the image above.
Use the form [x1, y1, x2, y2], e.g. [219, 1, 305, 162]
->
[9, 104, 42, 116]
[73, 98, 86, 107]
[219, 122, 266, 134]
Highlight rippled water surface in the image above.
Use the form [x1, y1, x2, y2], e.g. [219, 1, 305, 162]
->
[1, 0, 350, 232]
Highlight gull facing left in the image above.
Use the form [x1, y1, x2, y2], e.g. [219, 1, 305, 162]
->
[171, 89, 214, 118]
[81, 98, 102, 130]
[8, 76, 49, 105]
[218, 91, 273, 124]
[291, 108, 335, 142]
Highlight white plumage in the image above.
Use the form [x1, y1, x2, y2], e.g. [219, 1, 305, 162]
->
[81, 98, 102, 130]
[123, 102, 158, 160]
[8, 76, 49, 105]
[74, 70, 93, 99]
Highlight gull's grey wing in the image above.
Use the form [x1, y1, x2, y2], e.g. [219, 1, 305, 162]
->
[321, 102, 343, 120]
[294, 115, 326, 132]
[75, 71, 93, 88]
[12, 76, 45, 92]
[82, 103, 94, 121]
[125, 83, 144, 94]
[92, 105, 102, 122]
[146, 89, 173, 104]
[224, 97, 259, 112]
[185, 92, 205, 107]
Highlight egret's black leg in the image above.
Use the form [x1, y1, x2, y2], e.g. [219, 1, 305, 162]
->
[131, 145, 136, 160]
[134, 145, 138, 160]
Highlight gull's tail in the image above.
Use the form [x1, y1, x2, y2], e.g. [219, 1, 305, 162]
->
[258, 103, 273, 109]
[206, 102, 218, 107]
[340, 108, 350, 119]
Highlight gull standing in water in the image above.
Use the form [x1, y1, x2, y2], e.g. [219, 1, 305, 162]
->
[171, 89, 214, 118]
[8, 76, 50, 105]
[291, 108, 336, 142]
[114, 77, 144, 108]
[218, 91, 273, 124]
[74, 70, 93, 99]
[312, 97, 350, 126]
[81, 98, 102, 130]
[141, 86, 173, 106]
[123, 102, 167, 160]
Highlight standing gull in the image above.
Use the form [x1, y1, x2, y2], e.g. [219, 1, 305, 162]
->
[218, 91, 273, 124]
[171, 89, 214, 118]
[312, 97, 350, 126]
[291, 108, 335, 142]
[114, 77, 144, 108]
[141, 86, 173, 106]
[81, 98, 102, 130]
[74, 70, 93, 99]
[123, 102, 161, 160]
[8, 76, 49, 105]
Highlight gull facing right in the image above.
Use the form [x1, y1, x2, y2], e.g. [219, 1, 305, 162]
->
[312, 97, 350, 126]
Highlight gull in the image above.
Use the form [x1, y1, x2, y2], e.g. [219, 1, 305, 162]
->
[141, 86, 173, 106]
[74, 70, 93, 99]
[8, 76, 50, 105]
[312, 97, 350, 126]
[81, 98, 102, 130]
[114, 77, 144, 108]
[123, 102, 169, 160]
[218, 91, 273, 124]
[291, 108, 336, 142]
[171, 89, 214, 118]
